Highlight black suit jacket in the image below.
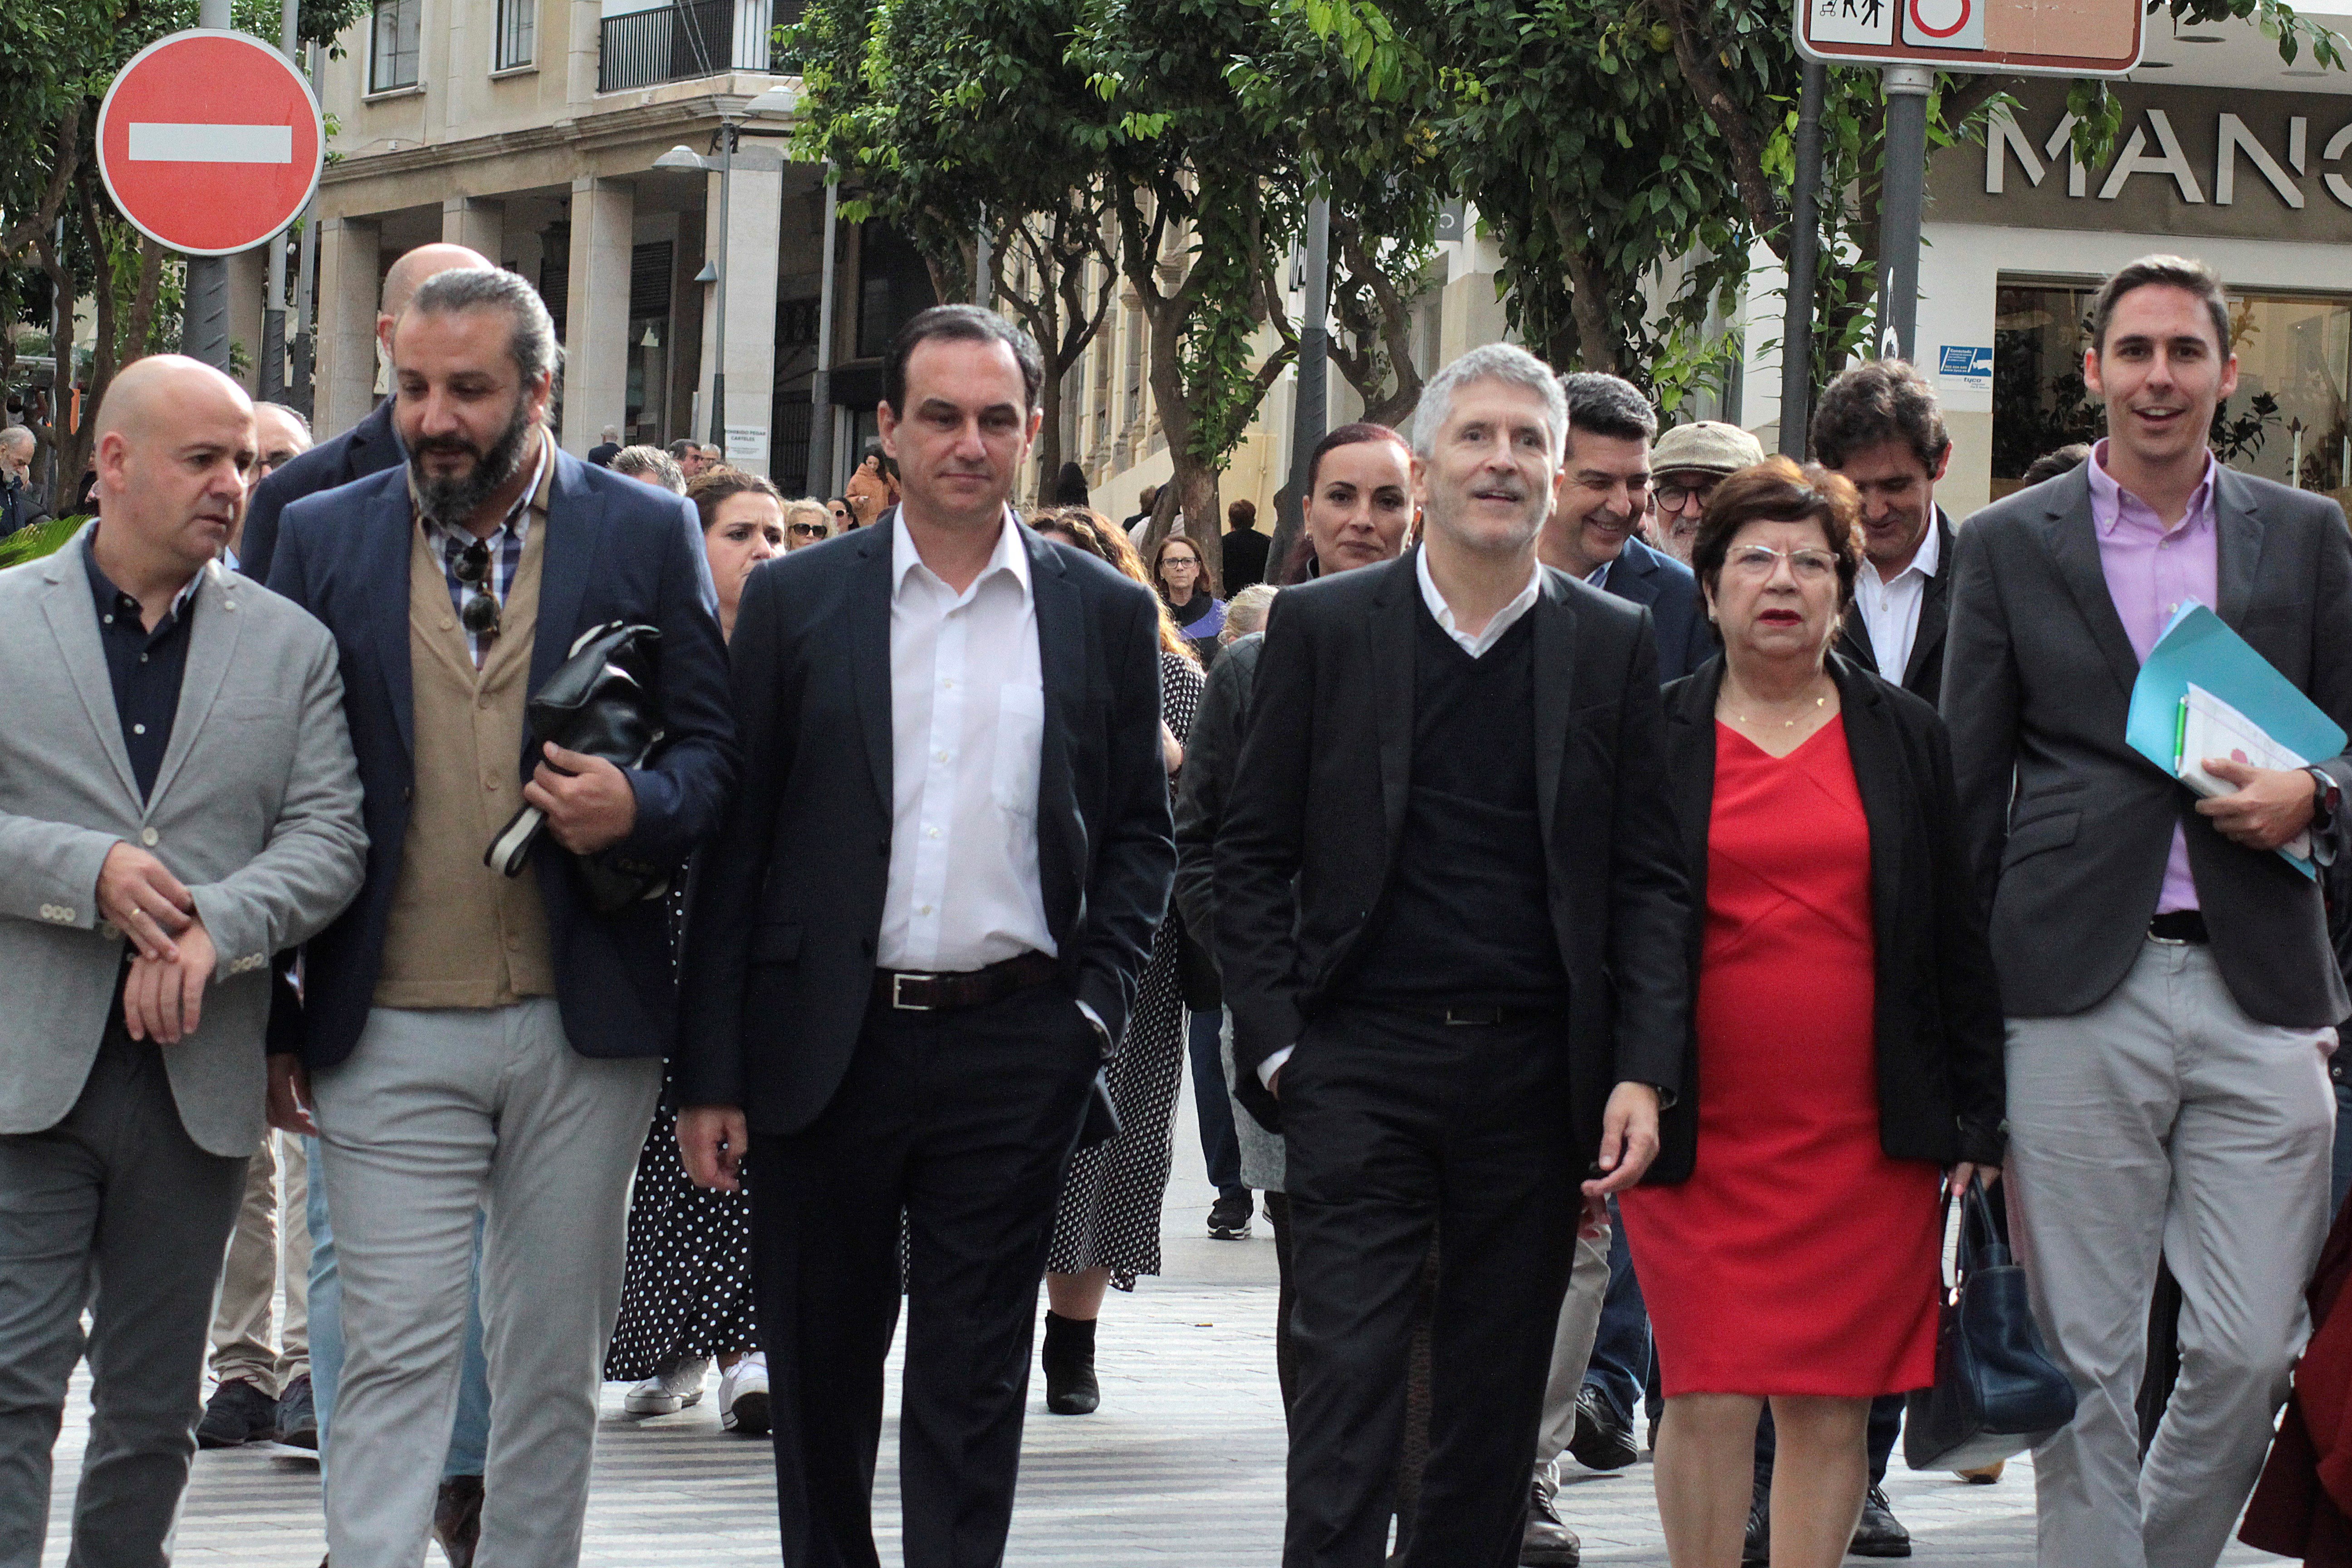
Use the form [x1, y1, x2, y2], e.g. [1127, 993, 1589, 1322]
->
[1833, 509, 1954, 700]
[1222, 528, 1271, 594]
[240, 397, 402, 586]
[267, 446, 739, 1068]
[1215, 551, 1692, 1159]
[676, 514, 1176, 1136]
[1655, 653, 2004, 1184]
[1604, 534, 1715, 682]
[1944, 464, 2352, 1026]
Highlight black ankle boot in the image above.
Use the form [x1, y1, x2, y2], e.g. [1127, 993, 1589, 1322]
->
[1041, 1311, 1100, 1416]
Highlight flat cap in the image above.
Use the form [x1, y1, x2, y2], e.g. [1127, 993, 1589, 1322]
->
[1650, 420, 1764, 476]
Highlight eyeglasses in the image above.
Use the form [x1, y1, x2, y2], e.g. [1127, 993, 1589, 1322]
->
[1724, 544, 1838, 582]
[788, 522, 828, 539]
[453, 539, 502, 638]
[1652, 480, 1720, 513]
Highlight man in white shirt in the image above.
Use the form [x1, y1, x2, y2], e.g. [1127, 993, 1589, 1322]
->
[676, 304, 1174, 1568]
[1818, 360, 1955, 702]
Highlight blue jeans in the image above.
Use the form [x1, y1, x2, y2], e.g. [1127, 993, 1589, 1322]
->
[2331, 1062, 2352, 1215]
[304, 1134, 492, 1479]
[1186, 1007, 1245, 1198]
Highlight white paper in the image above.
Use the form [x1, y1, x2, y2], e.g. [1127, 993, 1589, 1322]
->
[2178, 682, 2312, 860]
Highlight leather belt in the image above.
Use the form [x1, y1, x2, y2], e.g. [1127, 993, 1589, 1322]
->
[872, 950, 1061, 1012]
[1391, 1002, 1562, 1028]
[2149, 911, 2209, 944]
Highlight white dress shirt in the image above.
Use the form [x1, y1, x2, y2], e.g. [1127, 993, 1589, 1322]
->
[1259, 548, 1545, 1087]
[1850, 514, 1939, 683]
[876, 513, 1056, 973]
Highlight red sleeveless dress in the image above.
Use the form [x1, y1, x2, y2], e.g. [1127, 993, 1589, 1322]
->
[1619, 716, 1941, 1397]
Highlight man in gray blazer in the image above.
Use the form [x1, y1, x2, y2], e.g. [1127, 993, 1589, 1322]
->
[1945, 255, 2352, 1568]
[0, 355, 367, 1567]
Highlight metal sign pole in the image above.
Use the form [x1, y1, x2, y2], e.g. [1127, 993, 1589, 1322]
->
[181, 0, 236, 372]
[1284, 195, 1331, 521]
[1778, 59, 1828, 458]
[1877, 64, 1933, 364]
[805, 167, 840, 494]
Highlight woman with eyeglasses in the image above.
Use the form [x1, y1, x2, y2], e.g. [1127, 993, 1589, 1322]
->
[1150, 534, 1225, 664]
[604, 465, 784, 1435]
[780, 498, 833, 551]
[1617, 457, 2005, 1568]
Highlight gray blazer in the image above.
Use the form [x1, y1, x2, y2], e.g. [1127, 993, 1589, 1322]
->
[1943, 464, 2352, 1028]
[0, 529, 368, 1155]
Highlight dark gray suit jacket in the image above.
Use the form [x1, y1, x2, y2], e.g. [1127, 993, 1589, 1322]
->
[1943, 464, 2352, 1027]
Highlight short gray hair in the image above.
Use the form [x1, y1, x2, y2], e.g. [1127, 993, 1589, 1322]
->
[403, 266, 562, 388]
[1411, 343, 1567, 461]
[612, 443, 685, 493]
[255, 401, 313, 439]
[0, 426, 34, 457]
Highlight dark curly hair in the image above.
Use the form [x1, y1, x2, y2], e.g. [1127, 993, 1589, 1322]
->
[1809, 360, 1949, 474]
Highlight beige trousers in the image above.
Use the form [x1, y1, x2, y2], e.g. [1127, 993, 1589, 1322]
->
[207, 1130, 310, 1394]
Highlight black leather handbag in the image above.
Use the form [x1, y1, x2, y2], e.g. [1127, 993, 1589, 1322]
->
[1903, 1174, 2079, 1471]
[484, 622, 672, 915]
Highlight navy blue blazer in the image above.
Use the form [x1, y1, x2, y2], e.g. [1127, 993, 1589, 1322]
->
[241, 397, 402, 586]
[676, 515, 1176, 1136]
[1603, 534, 1715, 683]
[265, 445, 740, 1068]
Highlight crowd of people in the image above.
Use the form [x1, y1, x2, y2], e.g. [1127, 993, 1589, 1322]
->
[0, 239, 2347, 1568]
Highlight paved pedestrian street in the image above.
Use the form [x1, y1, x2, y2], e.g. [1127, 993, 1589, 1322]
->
[46, 1089, 2284, 1565]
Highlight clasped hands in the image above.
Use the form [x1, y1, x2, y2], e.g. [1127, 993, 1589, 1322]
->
[96, 841, 214, 1044]
[2197, 758, 2322, 852]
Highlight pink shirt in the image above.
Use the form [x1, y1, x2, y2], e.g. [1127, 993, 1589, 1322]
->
[2084, 439, 2219, 914]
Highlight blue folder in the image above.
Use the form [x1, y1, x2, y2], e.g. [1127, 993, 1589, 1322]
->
[2125, 600, 2345, 880]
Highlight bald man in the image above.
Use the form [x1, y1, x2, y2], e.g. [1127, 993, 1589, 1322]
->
[237, 242, 494, 583]
[0, 355, 366, 1565]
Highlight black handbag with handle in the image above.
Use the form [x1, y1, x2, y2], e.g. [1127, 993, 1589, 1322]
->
[1904, 1174, 2079, 1471]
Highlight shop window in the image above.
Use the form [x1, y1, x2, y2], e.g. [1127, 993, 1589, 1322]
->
[493, 0, 534, 70]
[1993, 279, 2351, 504]
[370, 0, 421, 92]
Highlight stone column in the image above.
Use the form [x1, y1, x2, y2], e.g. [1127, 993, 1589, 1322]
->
[442, 196, 505, 262]
[316, 215, 382, 440]
[694, 149, 782, 475]
[562, 176, 633, 455]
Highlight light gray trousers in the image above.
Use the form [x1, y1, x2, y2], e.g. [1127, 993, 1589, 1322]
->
[2007, 938, 2335, 1568]
[1536, 1226, 1612, 1470]
[0, 1030, 246, 1568]
[311, 1000, 659, 1568]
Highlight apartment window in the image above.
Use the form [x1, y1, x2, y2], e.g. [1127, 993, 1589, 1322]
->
[1122, 304, 1143, 434]
[493, 0, 534, 69]
[370, 0, 421, 91]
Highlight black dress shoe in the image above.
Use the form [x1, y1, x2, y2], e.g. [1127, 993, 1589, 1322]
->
[196, 1379, 278, 1449]
[1521, 1467, 1581, 1566]
[1565, 1385, 1637, 1472]
[1041, 1311, 1099, 1416]
[1741, 1483, 1769, 1566]
[276, 1375, 318, 1449]
[1850, 1485, 1912, 1558]
[433, 1474, 484, 1568]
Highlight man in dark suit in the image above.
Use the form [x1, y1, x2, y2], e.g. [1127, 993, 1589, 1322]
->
[265, 266, 736, 1568]
[675, 305, 1172, 1568]
[1219, 343, 1688, 1568]
[1945, 254, 2352, 1568]
[1223, 497, 1272, 593]
[239, 242, 492, 585]
[1541, 373, 1715, 681]
[1818, 359, 1955, 706]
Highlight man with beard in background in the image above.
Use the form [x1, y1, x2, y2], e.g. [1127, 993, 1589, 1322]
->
[265, 267, 736, 1568]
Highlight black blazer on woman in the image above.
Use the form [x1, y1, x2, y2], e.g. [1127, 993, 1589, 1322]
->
[1651, 651, 2005, 1185]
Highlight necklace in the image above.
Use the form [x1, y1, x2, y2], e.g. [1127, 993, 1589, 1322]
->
[1722, 687, 1831, 730]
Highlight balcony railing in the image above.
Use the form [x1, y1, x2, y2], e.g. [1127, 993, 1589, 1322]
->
[598, 0, 774, 93]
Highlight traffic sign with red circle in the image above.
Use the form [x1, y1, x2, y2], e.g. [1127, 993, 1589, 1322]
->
[97, 29, 323, 257]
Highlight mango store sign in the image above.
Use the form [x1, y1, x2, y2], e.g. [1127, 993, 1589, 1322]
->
[1936, 83, 2352, 243]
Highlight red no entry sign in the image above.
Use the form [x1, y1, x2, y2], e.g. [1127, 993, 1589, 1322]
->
[97, 29, 323, 256]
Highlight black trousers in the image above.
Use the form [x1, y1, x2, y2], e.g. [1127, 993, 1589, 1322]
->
[748, 982, 1098, 1568]
[1279, 1004, 1578, 1568]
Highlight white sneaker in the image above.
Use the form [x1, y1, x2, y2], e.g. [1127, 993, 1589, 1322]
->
[623, 1356, 710, 1416]
[719, 1353, 770, 1436]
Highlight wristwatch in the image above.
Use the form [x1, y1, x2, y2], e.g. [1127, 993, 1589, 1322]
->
[2308, 766, 2342, 825]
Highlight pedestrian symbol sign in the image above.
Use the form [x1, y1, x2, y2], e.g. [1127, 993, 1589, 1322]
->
[1797, 0, 2139, 74]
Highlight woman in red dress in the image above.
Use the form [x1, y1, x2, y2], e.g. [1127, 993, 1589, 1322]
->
[1617, 458, 2006, 1568]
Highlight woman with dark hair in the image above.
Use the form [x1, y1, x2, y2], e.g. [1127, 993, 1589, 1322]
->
[1052, 461, 1091, 507]
[604, 467, 784, 1434]
[827, 495, 856, 531]
[1619, 457, 2004, 1568]
[1025, 506, 1205, 1415]
[1152, 533, 1225, 662]
[1280, 421, 1417, 583]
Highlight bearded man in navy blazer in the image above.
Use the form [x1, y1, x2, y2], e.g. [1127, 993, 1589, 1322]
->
[265, 266, 736, 1568]
[676, 305, 1173, 1568]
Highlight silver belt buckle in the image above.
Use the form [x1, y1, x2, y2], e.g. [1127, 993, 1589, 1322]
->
[891, 972, 936, 1010]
